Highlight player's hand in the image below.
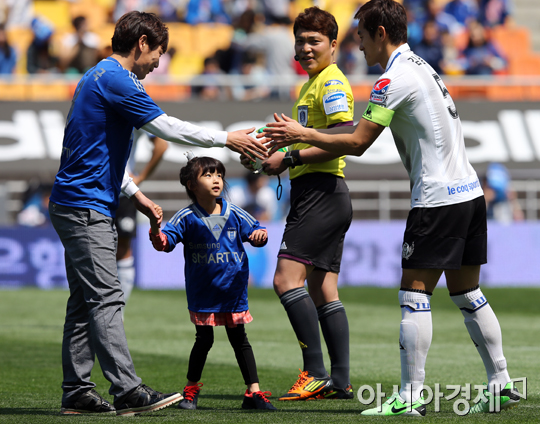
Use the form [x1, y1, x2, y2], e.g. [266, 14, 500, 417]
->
[239, 153, 256, 171]
[263, 114, 305, 154]
[226, 127, 268, 160]
[261, 151, 287, 176]
[131, 191, 163, 228]
[249, 229, 268, 246]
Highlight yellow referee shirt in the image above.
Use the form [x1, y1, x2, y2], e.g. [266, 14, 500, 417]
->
[290, 64, 354, 180]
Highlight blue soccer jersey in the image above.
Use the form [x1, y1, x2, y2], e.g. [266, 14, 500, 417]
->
[50, 57, 164, 217]
[161, 199, 266, 313]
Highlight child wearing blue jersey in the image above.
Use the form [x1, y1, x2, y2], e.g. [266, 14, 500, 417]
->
[149, 156, 276, 412]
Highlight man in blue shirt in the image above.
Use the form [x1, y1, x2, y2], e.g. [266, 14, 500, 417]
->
[49, 11, 267, 417]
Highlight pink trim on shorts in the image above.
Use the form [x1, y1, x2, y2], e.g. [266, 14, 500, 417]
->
[278, 253, 314, 266]
[189, 310, 253, 327]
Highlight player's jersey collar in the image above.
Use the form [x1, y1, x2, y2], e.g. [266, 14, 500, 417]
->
[385, 43, 411, 72]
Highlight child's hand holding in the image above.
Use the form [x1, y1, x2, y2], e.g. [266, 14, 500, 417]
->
[249, 229, 268, 247]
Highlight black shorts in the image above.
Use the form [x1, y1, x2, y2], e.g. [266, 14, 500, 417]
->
[114, 195, 137, 239]
[278, 173, 352, 273]
[402, 196, 487, 270]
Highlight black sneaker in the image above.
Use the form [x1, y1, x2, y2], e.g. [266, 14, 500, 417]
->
[60, 389, 116, 415]
[114, 384, 182, 416]
[178, 383, 203, 410]
[242, 390, 277, 411]
[315, 384, 354, 399]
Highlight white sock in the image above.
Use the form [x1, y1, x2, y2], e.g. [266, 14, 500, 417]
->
[450, 286, 510, 392]
[398, 289, 432, 403]
[117, 256, 135, 305]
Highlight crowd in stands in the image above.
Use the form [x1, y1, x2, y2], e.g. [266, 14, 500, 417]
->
[0, 0, 522, 100]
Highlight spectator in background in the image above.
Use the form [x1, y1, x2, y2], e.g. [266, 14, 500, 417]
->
[191, 55, 227, 99]
[337, 26, 367, 76]
[444, 0, 478, 26]
[215, 8, 258, 74]
[184, 0, 231, 25]
[17, 181, 52, 227]
[261, 0, 292, 23]
[1, 0, 33, 29]
[425, 0, 463, 36]
[404, 3, 423, 48]
[229, 171, 277, 222]
[478, 0, 512, 27]
[414, 20, 444, 74]
[26, 17, 58, 74]
[461, 19, 506, 74]
[242, 14, 295, 100]
[483, 162, 524, 223]
[0, 24, 16, 74]
[59, 16, 100, 74]
[229, 50, 270, 101]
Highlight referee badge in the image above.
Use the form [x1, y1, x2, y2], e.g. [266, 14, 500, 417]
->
[298, 106, 308, 127]
[227, 229, 237, 242]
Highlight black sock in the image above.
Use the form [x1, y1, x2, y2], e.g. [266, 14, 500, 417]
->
[280, 288, 326, 378]
[226, 324, 259, 386]
[186, 325, 213, 382]
[318, 301, 350, 389]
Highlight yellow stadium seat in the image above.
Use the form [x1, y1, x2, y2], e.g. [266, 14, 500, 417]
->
[167, 23, 195, 55]
[69, 1, 109, 32]
[192, 24, 233, 58]
[29, 82, 71, 101]
[0, 82, 27, 100]
[6, 28, 33, 74]
[33, 0, 72, 32]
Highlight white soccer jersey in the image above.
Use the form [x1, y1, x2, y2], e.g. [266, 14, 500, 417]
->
[362, 43, 484, 208]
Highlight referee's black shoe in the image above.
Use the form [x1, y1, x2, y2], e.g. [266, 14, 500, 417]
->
[115, 384, 182, 416]
[60, 389, 116, 415]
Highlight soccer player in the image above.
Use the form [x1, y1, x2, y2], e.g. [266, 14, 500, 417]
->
[116, 131, 168, 318]
[49, 11, 266, 416]
[149, 156, 276, 411]
[254, 7, 355, 401]
[262, 0, 519, 416]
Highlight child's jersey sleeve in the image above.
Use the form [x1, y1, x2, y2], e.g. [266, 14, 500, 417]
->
[161, 208, 191, 251]
[229, 204, 265, 243]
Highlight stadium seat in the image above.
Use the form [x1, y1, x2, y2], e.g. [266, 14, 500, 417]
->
[6, 28, 33, 74]
[192, 24, 233, 59]
[29, 82, 70, 101]
[490, 26, 531, 59]
[143, 84, 191, 101]
[68, 0, 109, 32]
[0, 82, 27, 100]
[508, 54, 540, 76]
[33, 0, 72, 32]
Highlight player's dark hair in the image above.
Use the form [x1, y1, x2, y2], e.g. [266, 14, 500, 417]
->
[294, 7, 338, 42]
[180, 156, 228, 204]
[112, 11, 168, 54]
[355, 0, 408, 45]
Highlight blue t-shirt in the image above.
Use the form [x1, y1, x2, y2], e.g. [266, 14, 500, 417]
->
[50, 57, 164, 217]
[161, 199, 266, 313]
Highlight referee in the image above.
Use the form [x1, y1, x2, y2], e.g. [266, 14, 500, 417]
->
[263, 0, 519, 417]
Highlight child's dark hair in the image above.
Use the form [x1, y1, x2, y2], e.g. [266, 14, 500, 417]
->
[180, 156, 228, 203]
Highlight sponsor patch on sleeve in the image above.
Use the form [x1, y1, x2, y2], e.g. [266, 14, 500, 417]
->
[369, 78, 391, 106]
[362, 102, 394, 127]
[323, 91, 349, 115]
[324, 79, 344, 87]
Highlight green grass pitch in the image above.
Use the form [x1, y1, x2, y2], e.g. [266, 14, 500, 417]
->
[0, 287, 538, 423]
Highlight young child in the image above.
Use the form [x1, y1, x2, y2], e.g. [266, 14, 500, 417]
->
[149, 156, 276, 411]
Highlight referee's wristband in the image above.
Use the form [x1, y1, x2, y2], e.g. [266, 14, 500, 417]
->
[291, 150, 303, 167]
